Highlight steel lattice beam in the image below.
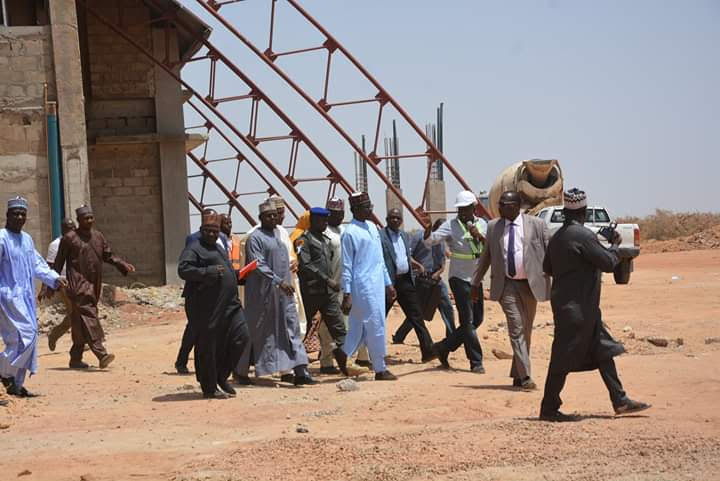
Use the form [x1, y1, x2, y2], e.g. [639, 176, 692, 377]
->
[196, 0, 490, 224]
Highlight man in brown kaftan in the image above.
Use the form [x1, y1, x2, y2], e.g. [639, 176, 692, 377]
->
[53, 206, 135, 369]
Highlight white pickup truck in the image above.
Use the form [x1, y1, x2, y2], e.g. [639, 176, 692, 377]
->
[535, 205, 640, 284]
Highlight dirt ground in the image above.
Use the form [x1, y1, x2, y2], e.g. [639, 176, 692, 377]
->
[2, 249, 720, 481]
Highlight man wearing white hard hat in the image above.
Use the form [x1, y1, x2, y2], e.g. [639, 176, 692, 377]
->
[421, 190, 487, 373]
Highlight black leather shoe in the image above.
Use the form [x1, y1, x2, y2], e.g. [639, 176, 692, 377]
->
[175, 363, 190, 375]
[1, 376, 13, 388]
[6, 381, 38, 398]
[391, 336, 404, 345]
[280, 373, 295, 383]
[614, 399, 651, 415]
[421, 350, 438, 363]
[69, 361, 90, 369]
[320, 366, 340, 375]
[217, 380, 237, 396]
[355, 360, 372, 368]
[471, 365, 486, 374]
[203, 390, 231, 399]
[539, 410, 576, 422]
[294, 375, 319, 386]
[433, 343, 450, 369]
[374, 370, 398, 381]
[512, 378, 522, 387]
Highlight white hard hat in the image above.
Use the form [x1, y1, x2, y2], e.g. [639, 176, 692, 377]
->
[453, 190, 478, 208]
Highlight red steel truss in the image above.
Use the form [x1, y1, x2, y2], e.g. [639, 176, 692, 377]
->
[80, 0, 379, 226]
[197, 0, 490, 222]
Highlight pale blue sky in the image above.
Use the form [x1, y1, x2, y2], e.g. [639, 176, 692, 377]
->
[182, 0, 719, 229]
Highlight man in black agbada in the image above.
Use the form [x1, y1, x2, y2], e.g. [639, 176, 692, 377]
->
[178, 211, 249, 399]
[539, 188, 650, 421]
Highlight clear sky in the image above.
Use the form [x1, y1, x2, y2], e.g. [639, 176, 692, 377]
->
[182, 0, 720, 229]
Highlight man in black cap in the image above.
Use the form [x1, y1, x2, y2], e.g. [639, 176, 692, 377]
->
[539, 188, 650, 421]
[297, 207, 349, 374]
[178, 210, 250, 399]
[53, 205, 135, 369]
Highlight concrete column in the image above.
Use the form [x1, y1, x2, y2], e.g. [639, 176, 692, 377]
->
[153, 28, 190, 285]
[427, 179, 447, 224]
[48, 0, 91, 215]
[385, 188, 404, 220]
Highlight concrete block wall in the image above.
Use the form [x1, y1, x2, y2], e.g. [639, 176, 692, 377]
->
[0, 26, 57, 254]
[86, 1, 154, 100]
[88, 143, 164, 286]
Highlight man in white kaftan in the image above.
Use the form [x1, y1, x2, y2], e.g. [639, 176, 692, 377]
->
[0, 197, 64, 397]
[339, 192, 397, 381]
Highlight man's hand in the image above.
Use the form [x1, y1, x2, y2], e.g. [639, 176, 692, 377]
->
[290, 259, 298, 273]
[341, 294, 352, 315]
[57, 277, 68, 289]
[468, 223, 485, 243]
[470, 284, 481, 303]
[279, 281, 295, 296]
[611, 230, 622, 246]
[431, 270, 442, 282]
[327, 278, 341, 292]
[386, 285, 397, 302]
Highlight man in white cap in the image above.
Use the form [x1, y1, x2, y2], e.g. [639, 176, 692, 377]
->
[52, 205, 135, 370]
[241, 201, 316, 386]
[421, 190, 487, 373]
[539, 188, 650, 421]
[0, 197, 66, 397]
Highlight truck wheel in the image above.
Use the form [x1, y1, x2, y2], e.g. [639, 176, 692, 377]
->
[614, 259, 632, 284]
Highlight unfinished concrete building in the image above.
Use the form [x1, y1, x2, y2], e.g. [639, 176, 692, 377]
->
[0, 0, 206, 285]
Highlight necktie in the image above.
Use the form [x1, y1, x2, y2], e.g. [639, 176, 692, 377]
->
[507, 222, 516, 278]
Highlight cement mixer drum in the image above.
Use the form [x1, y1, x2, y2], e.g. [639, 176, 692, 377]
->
[487, 159, 563, 218]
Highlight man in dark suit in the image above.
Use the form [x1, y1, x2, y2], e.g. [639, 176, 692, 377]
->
[472, 191, 551, 390]
[380, 208, 435, 363]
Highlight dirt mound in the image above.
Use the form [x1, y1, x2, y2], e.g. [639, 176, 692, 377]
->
[37, 284, 183, 334]
[643, 224, 720, 253]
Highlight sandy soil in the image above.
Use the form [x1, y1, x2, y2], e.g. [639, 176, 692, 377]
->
[2, 250, 720, 481]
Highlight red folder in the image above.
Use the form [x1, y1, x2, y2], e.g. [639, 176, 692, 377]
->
[237, 259, 258, 280]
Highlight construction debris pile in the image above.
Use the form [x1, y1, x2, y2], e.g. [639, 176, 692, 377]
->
[37, 285, 184, 334]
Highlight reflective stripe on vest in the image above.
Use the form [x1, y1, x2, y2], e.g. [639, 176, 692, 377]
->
[449, 219, 482, 260]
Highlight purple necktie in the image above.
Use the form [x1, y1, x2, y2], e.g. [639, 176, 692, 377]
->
[507, 222, 516, 277]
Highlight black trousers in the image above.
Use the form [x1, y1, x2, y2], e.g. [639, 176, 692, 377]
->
[437, 277, 483, 369]
[302, 290, 346, 348]
[540, 358, 629, 413]
[176, 304, 194, 367]
[194, 306, 250, 395]
[386, 273, 434, 359]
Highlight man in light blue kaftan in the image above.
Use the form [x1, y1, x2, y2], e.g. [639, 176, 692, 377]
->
[0, 197, 64, 397]
[339, 192, 398, 381]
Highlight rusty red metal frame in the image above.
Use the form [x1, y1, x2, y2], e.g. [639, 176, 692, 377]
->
[80, 0, 383, 226]
[196, 0, 491, 223]
[141, 0, 371, 219]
